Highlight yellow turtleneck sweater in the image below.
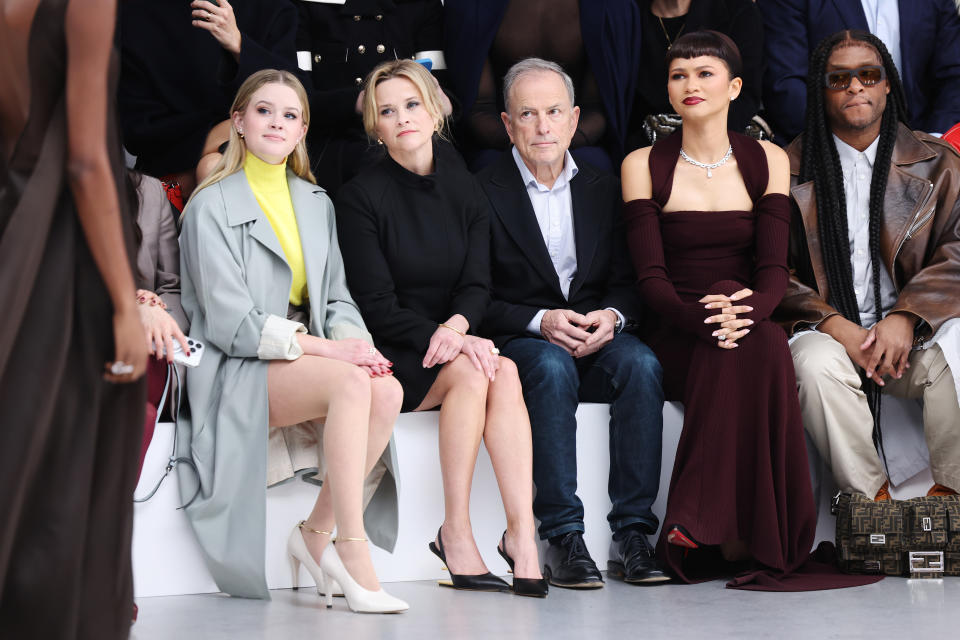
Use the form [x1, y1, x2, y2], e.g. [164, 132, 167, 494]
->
[244, 151, 308, 306]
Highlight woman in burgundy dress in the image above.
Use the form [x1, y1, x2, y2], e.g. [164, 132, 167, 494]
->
[621, 31, 879, 590]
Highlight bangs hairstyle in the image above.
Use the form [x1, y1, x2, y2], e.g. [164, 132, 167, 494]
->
[361, 60, 448, 142]
[189, 69, 315, 209]
[666, 30, 743, 79]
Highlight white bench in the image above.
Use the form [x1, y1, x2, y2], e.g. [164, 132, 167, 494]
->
[132, 401, 933, 597]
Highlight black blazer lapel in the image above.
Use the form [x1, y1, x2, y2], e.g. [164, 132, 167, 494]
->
[568, 167, 599, 301]
[487, 152, 565, 298]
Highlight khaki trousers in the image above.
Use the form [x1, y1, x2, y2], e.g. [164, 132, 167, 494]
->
[791, 331, 960, 496]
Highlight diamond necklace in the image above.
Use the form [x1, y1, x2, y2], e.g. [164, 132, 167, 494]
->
[679, 144, 733, 178]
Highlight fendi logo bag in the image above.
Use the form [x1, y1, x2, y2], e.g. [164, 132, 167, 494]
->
[832, 493, 960, 578]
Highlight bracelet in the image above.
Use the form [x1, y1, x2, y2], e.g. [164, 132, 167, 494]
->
[438, 322, 465, 337]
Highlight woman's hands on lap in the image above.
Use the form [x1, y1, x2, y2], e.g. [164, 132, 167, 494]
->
[460, 335, 501, 380]
[423, 314, 468, 368]
[700, 288, 754, 349]
[307, 337, 393, 377]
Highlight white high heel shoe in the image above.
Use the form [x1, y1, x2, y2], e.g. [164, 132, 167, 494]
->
[320, 541, 409, 613]
[287, 521, 342, 597]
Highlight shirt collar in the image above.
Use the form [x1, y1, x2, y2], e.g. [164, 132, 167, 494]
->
[511, 146, 578, 192]
[832, 133, 879, 170]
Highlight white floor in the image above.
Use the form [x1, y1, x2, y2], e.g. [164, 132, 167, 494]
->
[130, 574, 960, 640]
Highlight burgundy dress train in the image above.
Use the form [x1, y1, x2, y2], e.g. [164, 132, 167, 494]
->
[623, 131, 880, 590]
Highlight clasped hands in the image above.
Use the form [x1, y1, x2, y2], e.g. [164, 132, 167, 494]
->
[541, 309, 618, 358]
[423, 314, 501, 381]
[822, 312, 915, 386]
[700, 288, 754, 350]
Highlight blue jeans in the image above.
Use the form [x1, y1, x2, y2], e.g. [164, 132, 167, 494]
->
[501, 333, 664, 539]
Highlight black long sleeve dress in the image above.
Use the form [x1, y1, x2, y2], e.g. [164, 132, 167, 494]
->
[336, 140, 491, 411]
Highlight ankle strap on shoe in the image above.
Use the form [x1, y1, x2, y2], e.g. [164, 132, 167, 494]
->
[298, 520, 332, 536]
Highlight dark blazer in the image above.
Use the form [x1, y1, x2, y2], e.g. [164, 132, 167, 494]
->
[477, 150, 642, 348]
[758, 0, 960, 142]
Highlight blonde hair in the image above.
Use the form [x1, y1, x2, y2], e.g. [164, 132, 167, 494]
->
[190, 69, 315, 205]
[361, 60, 448, 142]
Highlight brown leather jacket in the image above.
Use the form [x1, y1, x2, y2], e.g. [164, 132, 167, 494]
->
[777, 123, 960, 339]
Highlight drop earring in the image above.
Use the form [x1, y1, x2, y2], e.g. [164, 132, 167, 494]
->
[237, 129, 244, 138]
[377, 138, 383, 145]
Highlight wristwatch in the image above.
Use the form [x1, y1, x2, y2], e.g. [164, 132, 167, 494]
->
[613, 314, 623, 333]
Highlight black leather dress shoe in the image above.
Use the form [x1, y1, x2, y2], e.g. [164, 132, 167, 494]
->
[543, 531, 604, 589]
[607, 528, 670, 584]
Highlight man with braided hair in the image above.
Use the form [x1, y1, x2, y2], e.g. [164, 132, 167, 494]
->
[778, 30, 960, 502]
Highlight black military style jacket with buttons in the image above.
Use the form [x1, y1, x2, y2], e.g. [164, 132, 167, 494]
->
[294, 0, 448, 133]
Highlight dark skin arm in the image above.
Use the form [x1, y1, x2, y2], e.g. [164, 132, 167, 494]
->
[820, 312, 915, 386]
[66, 0, 147, 381]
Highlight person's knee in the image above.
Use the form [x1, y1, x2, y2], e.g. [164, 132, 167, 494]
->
[446, 353, 490, 396]
[621, 339, 663, 382]
[791, 333, 847, 384]
[335, 363, 373, 400]
[371, 375, 403, 417]
[489, 356, 522, 396]
[520, 342, 577, 388]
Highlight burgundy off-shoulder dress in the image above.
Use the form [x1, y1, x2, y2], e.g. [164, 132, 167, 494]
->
[623, 131, 880, 591]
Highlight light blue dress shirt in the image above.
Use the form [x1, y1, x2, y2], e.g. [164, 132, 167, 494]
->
[510, 147, 624, 335]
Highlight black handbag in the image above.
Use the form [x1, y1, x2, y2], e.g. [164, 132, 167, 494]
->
[832, 492, 960, 578]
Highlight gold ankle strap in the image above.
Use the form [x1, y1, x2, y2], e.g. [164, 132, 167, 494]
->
[298, 520, 332, 536]
[335, 536, 368, 542]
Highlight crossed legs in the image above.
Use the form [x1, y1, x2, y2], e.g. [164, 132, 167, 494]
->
[268, 355, 401, 591]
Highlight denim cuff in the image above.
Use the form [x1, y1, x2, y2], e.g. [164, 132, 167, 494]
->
[539, 521, 585, 541]
[609, 516, 659, 537]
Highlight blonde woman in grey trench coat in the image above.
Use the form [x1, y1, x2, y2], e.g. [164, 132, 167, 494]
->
[178, 69, 407, 613]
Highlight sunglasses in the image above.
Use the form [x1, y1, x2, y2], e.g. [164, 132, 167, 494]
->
[823, 65, 886, 90]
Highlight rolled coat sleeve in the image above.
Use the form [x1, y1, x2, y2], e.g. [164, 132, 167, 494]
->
[180, 188, 302, 360]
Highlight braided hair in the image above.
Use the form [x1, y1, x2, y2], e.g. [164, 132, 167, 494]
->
[798, 30, 909, 457]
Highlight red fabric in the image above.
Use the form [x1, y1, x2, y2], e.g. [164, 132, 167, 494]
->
[624, 131, 882, 591]
[138, 358, 168, 479]
[944, 122, 960, 154]
[159, 177, 184, 213]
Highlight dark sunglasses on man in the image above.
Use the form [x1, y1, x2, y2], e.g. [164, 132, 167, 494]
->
[823, 65, 886, 90]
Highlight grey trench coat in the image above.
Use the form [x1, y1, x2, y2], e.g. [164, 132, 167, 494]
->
[177, 169, 399, 599]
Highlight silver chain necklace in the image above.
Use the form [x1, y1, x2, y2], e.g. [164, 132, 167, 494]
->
[679, 144, 733, 178]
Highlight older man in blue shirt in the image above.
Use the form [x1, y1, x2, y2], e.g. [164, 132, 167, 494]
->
[477, 58, 667, 589]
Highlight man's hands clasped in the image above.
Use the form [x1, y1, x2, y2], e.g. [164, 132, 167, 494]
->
[541, 308, 619, 358]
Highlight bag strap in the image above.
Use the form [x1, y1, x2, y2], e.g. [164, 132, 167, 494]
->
[134, 364, 201, 509]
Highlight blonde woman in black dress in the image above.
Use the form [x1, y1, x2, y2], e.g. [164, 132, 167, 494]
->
[337, 60, 546, 597]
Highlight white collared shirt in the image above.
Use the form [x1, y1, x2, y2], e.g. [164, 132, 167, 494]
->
[832, 134, 899, 327]
[511, 147, 624, 335]
[861, 0, 903, 77]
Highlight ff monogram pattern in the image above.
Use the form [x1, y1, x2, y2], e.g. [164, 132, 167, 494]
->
[834, 493, 960, 577]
